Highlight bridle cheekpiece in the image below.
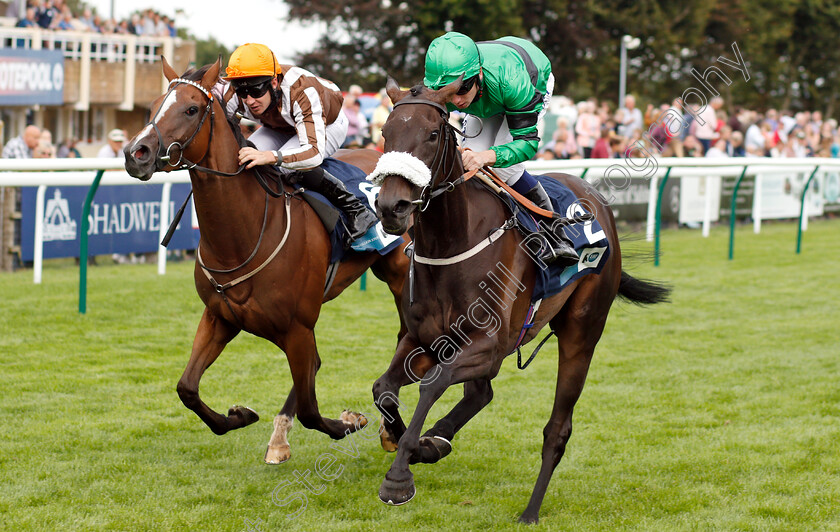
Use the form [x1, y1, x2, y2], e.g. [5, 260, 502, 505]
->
[150, 77, 216, 171]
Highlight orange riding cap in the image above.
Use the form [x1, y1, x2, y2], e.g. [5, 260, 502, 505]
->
[224, 43, 282, 80]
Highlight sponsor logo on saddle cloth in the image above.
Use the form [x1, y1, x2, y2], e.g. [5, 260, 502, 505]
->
[559, 245, 607, 284]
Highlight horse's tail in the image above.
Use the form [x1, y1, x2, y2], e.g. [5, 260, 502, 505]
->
[617, 271, 671, 305]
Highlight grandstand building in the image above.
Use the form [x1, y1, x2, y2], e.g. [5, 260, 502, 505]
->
[0, 12, 195, 152]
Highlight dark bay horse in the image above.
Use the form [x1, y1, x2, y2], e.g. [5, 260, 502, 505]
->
[371, 79, 670, 523]
[123, 58, 409, 464]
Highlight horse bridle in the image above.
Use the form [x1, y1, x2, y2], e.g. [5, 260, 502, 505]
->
[148, 78, 247, 178]
[392, 96, 472, 211]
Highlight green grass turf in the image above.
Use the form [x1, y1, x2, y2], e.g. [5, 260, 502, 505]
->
[1, 219, 838, 531]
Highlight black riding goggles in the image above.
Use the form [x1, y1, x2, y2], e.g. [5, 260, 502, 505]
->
[234, 81, 272, 100]
[456, 75, 479, 95]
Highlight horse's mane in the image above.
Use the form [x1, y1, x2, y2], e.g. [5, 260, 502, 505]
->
[179, 64, 286, 186]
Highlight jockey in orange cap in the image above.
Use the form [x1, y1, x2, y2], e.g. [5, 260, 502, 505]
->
[222, 42, 377, 240]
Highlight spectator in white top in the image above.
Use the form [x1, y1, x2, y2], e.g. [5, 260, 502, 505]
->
[154, 12, 169, 36]
[617, 94, 644, 139]
[705, 139, 729, 158]
[553, 96, 578, 129]
[78, 8, 96, 31]
[97, 129, 126, 158]
[141, 10, 156, 36]
[744, 113, 767, 156]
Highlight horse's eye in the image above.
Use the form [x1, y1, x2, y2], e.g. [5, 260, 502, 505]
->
[430, 130, 439, 141]
[186, 106, 199, 116]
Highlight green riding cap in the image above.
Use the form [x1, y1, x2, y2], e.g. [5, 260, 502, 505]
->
[424, 31, 481, 90]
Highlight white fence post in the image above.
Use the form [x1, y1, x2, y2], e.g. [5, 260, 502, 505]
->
[33, 185, 46, 284]
[702, 175, 713, 237]
[753, 174, 762, 234]
[646, 176, 658, 242]
[158, 182, 172, 275]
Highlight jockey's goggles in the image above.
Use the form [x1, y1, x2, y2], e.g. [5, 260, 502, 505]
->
[456, 75, 479, 95]
[234, 80, 272, 99]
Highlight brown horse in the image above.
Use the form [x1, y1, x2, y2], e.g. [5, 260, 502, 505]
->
[123, 58, 409, 463]
[371, 80, 670, 523]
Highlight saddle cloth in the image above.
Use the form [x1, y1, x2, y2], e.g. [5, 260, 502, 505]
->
[298, 157, 403, 264]
[503, 175, 611, 303]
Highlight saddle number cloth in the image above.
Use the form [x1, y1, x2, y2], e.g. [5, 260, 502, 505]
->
[518, 176, 611, 303]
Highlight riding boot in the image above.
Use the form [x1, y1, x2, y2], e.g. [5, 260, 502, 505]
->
[296, 166, 378, 241]
[522, 182, 580, 266]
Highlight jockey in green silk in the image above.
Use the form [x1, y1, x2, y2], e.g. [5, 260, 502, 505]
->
[424, 31, 579, 265]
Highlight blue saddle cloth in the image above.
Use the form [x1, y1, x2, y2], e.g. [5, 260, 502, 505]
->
[298, 157, 403, 264]
[506, 175, 611, 303]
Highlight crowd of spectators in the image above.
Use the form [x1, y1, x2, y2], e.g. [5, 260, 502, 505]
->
[329, 85, 840, 164]
[535, 94, 840, 161]
[1, 124, 122, 160]
[7, 1, 176, 37]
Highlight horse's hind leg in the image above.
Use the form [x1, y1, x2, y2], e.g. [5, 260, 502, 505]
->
[370, 250, 409, 341]
[518, 301, 609, 524]
[265, 388, 296, 464]
[285, 321, 367, 439]
[176, 309, 259, 435]
[264, 349, 328, 463]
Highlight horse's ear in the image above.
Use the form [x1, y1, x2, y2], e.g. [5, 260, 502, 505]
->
[200, 56, 222, 91]
[432, 74, 464, 105]
[386, 77, 409, 104]
[161, 55, 178, 82]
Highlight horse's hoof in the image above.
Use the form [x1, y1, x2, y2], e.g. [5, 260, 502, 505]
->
[378, 472, 415, 506]
[410, 435, 452, 464]
[264, 444, 291, 465]
[518, 513, 539, 525]
[340, 410, 368, 430]
[380, 417, 399, 452]
[228, 405, 260, 427]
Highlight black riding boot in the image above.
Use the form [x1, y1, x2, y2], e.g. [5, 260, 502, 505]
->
[296, 167, 378, 241]
[523, 183, 580, 266]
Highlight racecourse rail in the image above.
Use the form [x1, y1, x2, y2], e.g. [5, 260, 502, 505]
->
[0, 157, 835, 312]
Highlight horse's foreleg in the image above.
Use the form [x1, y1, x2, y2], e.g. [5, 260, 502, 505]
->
[519, 312, 605, 524]
[176, 309, 258, 435]
[372, 337, 436, 452]
[411, 379, 494, 464]
[285, 322, 367, 439]
[379, 365, 453, 506]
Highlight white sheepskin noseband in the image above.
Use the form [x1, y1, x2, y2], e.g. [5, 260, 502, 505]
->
[366, 152, 432, 187]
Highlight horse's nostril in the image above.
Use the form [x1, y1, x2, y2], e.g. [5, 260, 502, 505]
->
[133, 145, 150, 161]
[394, 200, 412, 215]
